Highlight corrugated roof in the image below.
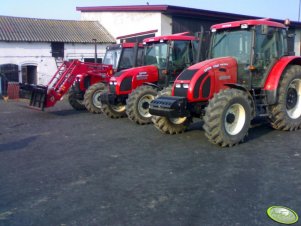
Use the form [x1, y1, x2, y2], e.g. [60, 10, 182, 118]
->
[0, 15, 116, 43]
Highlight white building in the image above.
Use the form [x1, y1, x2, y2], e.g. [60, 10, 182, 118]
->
[0, 15, 115, 86]
[77, 5, 301, 56]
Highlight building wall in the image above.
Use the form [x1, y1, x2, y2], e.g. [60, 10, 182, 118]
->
[65, 43, 107, 61]
[160, 14, 172, 36]
[0, 41, 108, 85]
[80, 12, 167, 40]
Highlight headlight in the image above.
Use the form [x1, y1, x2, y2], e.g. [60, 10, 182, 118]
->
[183, 84, 189, 89]
[175, 84, 181, 88]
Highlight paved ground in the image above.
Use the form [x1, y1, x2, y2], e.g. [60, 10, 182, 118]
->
[0, 98, 300, 226]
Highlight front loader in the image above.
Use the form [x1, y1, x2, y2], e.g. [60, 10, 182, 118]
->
[21, 42, 143, 112]
[22, 60, 113, 111]
[100, 32, 203, 124]
[149, 19, 301, 147]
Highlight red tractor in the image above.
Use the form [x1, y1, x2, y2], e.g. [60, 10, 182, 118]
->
[149, 19, 301, 147]
[22, 42, 143, 112]
[100, 32, 201, 124]
[77, 42, 143, 113]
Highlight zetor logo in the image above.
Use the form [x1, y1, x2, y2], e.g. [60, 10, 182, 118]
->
[136, 71, 148, 80]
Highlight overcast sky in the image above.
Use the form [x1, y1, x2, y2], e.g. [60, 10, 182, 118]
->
[0, 0, 300, 22]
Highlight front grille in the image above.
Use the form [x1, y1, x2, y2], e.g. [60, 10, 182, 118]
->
[120, 76, 132, 91]
[109, 85, 116, 93]
[174, 87, 188, 97]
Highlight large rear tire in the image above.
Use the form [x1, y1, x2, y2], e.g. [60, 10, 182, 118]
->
[126, 86, 158, 125]
[269, 65, 301, 130]
[84, 83, 106, 114]
[203, 89, 252, 147]
[68, 90, 86, 111]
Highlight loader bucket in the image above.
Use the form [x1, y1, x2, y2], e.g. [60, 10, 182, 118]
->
[29, 85, 48, 110]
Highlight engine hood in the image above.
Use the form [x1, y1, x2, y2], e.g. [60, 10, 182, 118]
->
[110, 65, 159, 95]
[173, 57, 238, 102]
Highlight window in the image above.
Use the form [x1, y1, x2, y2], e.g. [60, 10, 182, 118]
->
[210, 29, 252, 65]
[51, 42, 64, 58]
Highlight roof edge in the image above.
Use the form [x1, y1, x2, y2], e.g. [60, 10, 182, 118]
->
[76, 5, 169, 12]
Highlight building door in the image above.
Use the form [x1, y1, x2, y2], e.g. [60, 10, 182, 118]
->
[0, 64, 19, 82]
[22, 65, 37, 84]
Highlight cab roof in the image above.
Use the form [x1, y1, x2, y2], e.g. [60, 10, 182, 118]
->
[106, 42, 143, 50]
[211, 19, 286, 31]
[143, 32, 197, 43]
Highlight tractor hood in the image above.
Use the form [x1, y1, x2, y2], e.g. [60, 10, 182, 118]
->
[109, 65, 159, 95]
[173, 57, 238, 102]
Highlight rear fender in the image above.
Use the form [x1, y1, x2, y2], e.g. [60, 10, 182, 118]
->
[264, 56, 301, 104]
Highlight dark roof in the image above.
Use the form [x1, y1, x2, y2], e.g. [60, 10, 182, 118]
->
[76, 5, 301, 29]
[0, 15, 115, 43]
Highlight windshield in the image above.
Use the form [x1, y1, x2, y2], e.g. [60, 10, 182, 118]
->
[210, 29, 253, 65]
[144, 43, 168, 69]
[103, 49, 122, 69]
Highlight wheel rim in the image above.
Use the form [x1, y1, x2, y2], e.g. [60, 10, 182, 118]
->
[286, 78, 301, 119]
[92, 91, 102, 109]
[224, 103, 246, 135]
[112, 104, 126, 113]
[137, 94, 155, 118]
[170, 117, 187, 125]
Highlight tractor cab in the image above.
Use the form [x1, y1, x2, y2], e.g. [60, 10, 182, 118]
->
[209, 19, 288, 88]
[103, 43, 144, 73]
[143, 33, 199, 86]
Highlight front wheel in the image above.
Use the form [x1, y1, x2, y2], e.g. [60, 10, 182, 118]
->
[126, 86, 158, 125]
[152, 116, 191, 134]
[203, 89, 253, 147]
[102, 102, 126, 119]
[269, 65, 301, 130]
[84, 83, 106, 114]
[68, 90, 86, 111]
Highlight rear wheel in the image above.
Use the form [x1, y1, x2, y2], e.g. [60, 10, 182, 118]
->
[269, 65, 301, 130]
[68, 90, 86, 111]
[203, 89, 252, 147]
[84, 83, 106, 114]
[126, 86, 158, 125]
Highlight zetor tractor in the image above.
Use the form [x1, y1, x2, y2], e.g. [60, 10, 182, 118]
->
[149, 19, 301, 147]
[73, 42, 143, 113]
[24, 42, 142, 112]
[100, 32, 201, 124]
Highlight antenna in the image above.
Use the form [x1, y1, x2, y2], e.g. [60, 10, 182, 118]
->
[298, 0, 301, 22]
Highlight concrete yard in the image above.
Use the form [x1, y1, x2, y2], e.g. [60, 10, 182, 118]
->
[0, 99, 300, 226]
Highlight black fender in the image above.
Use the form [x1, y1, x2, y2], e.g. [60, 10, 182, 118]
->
[225, 83, 256, 118]
[142, 82, 161, 91]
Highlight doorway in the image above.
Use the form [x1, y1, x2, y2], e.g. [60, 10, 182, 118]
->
[22, 65, 37, 84]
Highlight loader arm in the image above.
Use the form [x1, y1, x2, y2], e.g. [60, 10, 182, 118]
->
[29, 60, 113, 110]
